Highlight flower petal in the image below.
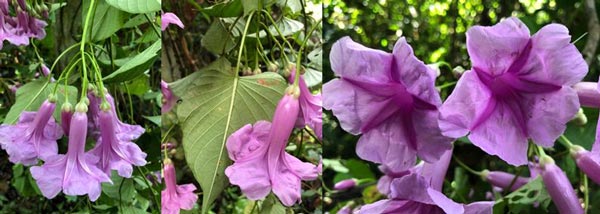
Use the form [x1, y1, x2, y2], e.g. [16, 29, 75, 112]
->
[526, 87, 579, 147]
[330, 36, 393, 83]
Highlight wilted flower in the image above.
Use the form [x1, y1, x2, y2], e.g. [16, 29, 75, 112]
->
[225, 89, 320, 206]
[361, 148, 494, 214]
[161, 12, 184, 31]
[90, 105, 147, 178]
[161, 80, 177, 113]
[0, 99, 62, 165]
[30, 104, 111, 201]
[162, 158, 197, 214]
[324, 36, 452, 169]
[439, 17, 587, 166]
[537, 155, 584, 214]
[289, 71, 322, 139]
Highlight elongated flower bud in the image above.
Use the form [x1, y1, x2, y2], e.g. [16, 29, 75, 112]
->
[267, 87, 300, 182]
[60, 102, 73, 135]
[540, 156, 583, 214]
[573, 82, 600, 108]
[334, 179, 357, 190]
[482, 170, 530, 191]
[571, 145, 600, 185]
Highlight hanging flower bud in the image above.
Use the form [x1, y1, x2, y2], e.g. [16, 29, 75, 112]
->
[481, 170, 530, 191]
[539, 156, 583, 214]
[267, 62, 279, 73]
[30, 103, 111, 201]
[334, 179, 357, 190]
[571, 145, 600, 185]
[573, 82, 600, 108]
[161, 158, 198, 213]
[60, 102, 73, 135]
[0, 98, 62, 165]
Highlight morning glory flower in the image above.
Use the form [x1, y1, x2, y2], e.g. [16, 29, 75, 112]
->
[324, 36, 452, 168]
[289, 71, 323, 139]
[438, 17, 588, 166]
[361, 148, 494, 214]
[30, 104, 111, 201]
[0, 99, 62, 165]
[162, 158, 198, 214]
[90, 104, 147, 178]
[225, 89, 320, 206]
[161, 12, 184, 31]
[87, 91, 145, 141]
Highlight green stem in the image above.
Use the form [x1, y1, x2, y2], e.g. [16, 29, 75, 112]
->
[453, 156, 483, 176]
[234, 12, 255, 74]
[293, 18, 321, 87]
[145, 13, 161, 38]
[583, 171, 589, 213]
[79, 0, 97, 101]
[559, 135, 575, 148]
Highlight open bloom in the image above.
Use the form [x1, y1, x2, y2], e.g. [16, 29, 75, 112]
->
[438, 17, 588, 166]
[161, 80, 177, 113]
[88, 91, 145, 141]
[162, 158, 197, 214]
[0, 100, 62, 165]
[225, 91, 320, 206]
[289, 72, 322, 139]
[90, 107, 147, 178]
[361, 148, 494, 214]
[0, 1, 46, 49]
[161, 12, 184, 31]
[30, 106, 111, 201]
[324, 36, 452, 168]
[537, 156, 583, 214]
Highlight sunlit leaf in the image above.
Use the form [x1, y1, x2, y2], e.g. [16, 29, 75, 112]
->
[4, 80, 78, 124]
[105, 0, 160, 14]
[103, 40, 161, 83]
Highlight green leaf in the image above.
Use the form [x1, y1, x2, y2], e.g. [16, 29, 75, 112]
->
[170, 58, 287, 213]
[345, 159, 375, 180]
[242, 0, 260, 15]
[564, 107, 598, 150]
[494, 177, 551, 213]
[103, 40, 161, 83]
[4, 80, 78, 124]
[276, 0, 302, 13]
[201, 20, 236, 55]
[102, 172, 136, 203]
[260, 195, 286, 214]
[125, 74, 150, 96]
[86, 0, 127, 41]
[201, 0, 243, 17]
[143, 115, 161, 126]
[105, 0, 160, 14]
[247, 17, 304, 38]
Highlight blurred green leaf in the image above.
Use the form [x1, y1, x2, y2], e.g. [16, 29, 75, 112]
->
[105, 0, 160, 14]
[103, 40, 160, 83]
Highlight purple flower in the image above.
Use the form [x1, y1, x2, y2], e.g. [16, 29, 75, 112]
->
[225, 92, 320, 206]
[324, 36, 452, 169]
[30, 106, 111, 201]
[438, 17, 587, 166]
[334, 178, 357, 190]
[87, 91, 145, 141]
[40, 64, 56, 82]
[0, 99, 62, 165]
[90, 107, 147, 178]
[537, 156, 583, 214]
[571, 145, 600, 185]
[338, 205, 354, 214]
[161, 12, 184, 31]
[60, 102, 73, 135]
[361, 148, 494, 214]
[289, 72, 322, 139]
[161, 80, 177, 113]
[0, 2, 47, 49]
[162, 158, 197, 214]
[481, 170, 530, 191]
[573, 82, 600, 108]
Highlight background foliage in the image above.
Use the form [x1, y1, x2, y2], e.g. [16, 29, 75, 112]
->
[323, 0, 600, 213]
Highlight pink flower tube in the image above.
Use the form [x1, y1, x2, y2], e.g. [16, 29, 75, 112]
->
[539, 156, 583, 214]
[571, 145, 600, 185]
[482, 170, 530, 191]
[161, 158, 198, 214]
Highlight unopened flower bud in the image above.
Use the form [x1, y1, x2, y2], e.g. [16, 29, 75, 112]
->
[573, 82, 600, 108]
[481, 170, 530, 191]
[571, 145, 600, 185]
[61, 102, 73, 135]
[539, 156, 584, 214]
[253, 68, 261, 75]
[571, 108, 587, 126]
[267, 62, 279, 72]
[334, 179, 357, 190]
[452, 66, 465, 79]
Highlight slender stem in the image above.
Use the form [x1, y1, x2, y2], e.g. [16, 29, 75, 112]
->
[234, 12, 255, 74]
[583, 172, 589, 213]
[559, 135, 575, 148]
[79, 0, 97, 101]
[145, 13, 161, 38]
[453, 156, 483, 176]
[293, 18, 321, 88]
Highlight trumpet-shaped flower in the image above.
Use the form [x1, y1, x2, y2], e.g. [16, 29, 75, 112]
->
[537, 156, 584, 214]
[225, 91, 320, 206]
[571, 145, 600, 185]
[289, 72, 322, 139]
[87, 91, 145, 141]
[438, 17, 588, 166]
[0, 100, 62, 165]
[162, 158, 198, 214]
[362, 149, 494, 214]
[30, 107, 111, 201]
[161, 12, 184, 31]
[90, 107, 147, 178]
[324, 36, 452, 168]
[0, 2, 46, 49]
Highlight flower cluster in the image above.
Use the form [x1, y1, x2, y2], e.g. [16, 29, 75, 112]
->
[225, 84, 321, 206]
[0, 89, 147, 201]
[0, 0, 47, 49]
[325, 17, 596, 213]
